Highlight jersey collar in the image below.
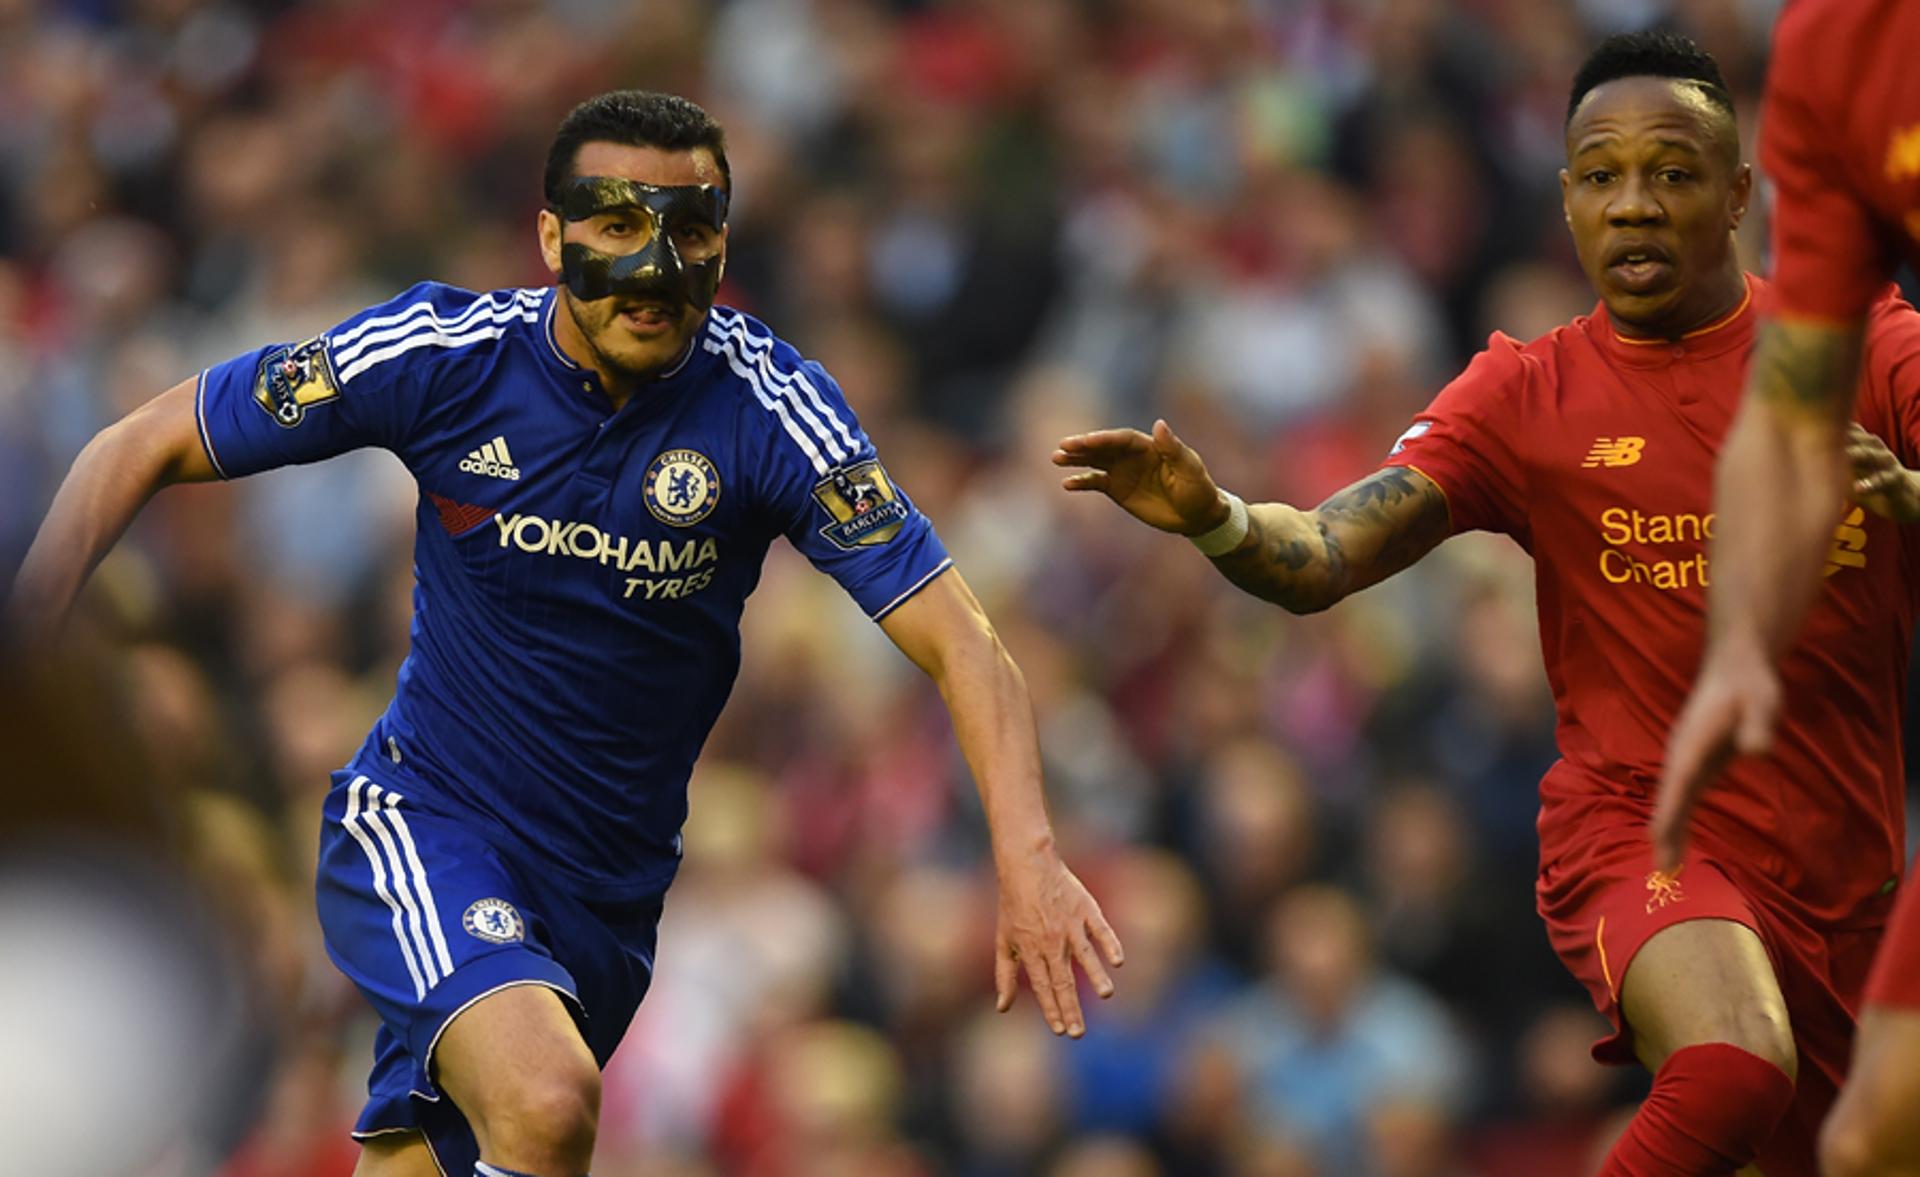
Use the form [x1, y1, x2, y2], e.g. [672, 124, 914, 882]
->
[537, 286, 719, 419]
[1592, 274, 1757, 369]
[539, 286, 582, 372]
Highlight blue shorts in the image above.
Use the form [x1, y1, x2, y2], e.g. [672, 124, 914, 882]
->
[316, 767, 663, 1172]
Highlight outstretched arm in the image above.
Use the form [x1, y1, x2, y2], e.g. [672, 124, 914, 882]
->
[9, 377, 218, 639]
[1053, 419, 1452, 613]
[879, 567, 1124, 1039]
[1654, 316, 1861, 870]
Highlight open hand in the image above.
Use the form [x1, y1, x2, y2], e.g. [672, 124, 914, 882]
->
[1652, 636, 1780, 872]
[1053, 419, 1230, 535]
[1847, 423, 1920, 522]
[994, 846, 1124, 1038]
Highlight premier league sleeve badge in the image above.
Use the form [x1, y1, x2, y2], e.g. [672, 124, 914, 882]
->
[812, 460, 911, 549]
[251, 335, 341, 428]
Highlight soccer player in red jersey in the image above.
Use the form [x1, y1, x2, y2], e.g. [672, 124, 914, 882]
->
[1059, 33, 1920, 1177]
[1649, 6, 1920, 1171]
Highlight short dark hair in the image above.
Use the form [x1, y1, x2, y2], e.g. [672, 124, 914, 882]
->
[1566, 30, 1735, 127]
[543, 90, 731, 207]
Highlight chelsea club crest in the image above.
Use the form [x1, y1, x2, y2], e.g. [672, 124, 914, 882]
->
[463, 897, 525, 944]
[643, 449, 721, 526]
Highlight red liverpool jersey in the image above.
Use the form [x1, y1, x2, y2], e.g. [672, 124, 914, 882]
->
[1764, 0, 1920, 322]
[1386, 277, 1920, 927]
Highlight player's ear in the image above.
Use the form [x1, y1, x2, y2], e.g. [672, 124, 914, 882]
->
[1558, 168, 1573, 227]
[538, 208, 564, 276]
[1728, 162, 1754, 228]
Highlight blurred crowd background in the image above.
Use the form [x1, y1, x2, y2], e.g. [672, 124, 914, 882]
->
[7, 1, 1912, 1175]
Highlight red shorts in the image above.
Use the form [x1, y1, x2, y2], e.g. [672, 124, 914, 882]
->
[1867, 872, 1920, 1008]
[1538, 815, 1882, 1177]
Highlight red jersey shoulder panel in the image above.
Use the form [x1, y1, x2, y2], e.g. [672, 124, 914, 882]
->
[1383, 329, 1548, 540]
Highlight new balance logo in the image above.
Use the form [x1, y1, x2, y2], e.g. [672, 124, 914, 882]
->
[1583, 437, 1645, 468]
[460, 436, 521, 481]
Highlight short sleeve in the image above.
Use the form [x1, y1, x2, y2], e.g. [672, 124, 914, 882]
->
[194, 282, 464, 479]
[1762, 31, 1894, 323]
[1855, 290, 1920, 465]
[758, 360, 953, 619]
[1380, 333, 1531, 537]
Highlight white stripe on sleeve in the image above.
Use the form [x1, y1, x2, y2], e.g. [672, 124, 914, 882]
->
[338, 314, 538, 385]
[332, 288, 539, 360]
[705, 329, 831, 476]
[713, 308, 860, 454]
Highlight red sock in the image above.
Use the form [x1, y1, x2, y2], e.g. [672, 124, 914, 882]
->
[1596, 1042, 1796, 1176]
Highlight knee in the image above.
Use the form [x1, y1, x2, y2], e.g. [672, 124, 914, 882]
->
[1603, 1038, 1798, 1177]
[1821, 1115, 1881, 1177]
[479, 1060, 601, 1166]
[1697, 1026, 1798, 1111]
[1694, 1003, 1798, 1086]
[1735, 1013, 1798, 1085]
[1820, 1089, 1920, 1177]
[1649, 1021, 1797, 1087]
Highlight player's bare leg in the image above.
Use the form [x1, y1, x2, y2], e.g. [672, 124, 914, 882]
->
[434, 984, 600, 1176]
[1595, 917, 1797, 1176]
[1819, 1005, 1920, 1177]
[353, 1133, 441, 1177]
[1621, 918, 1795, 1076]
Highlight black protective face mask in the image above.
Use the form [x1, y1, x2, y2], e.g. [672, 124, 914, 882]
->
[554, 176, 729, 312]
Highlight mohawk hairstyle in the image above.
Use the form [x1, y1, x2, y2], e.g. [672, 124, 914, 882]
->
[1566, 30, 1735, 127]
[544, 90, 731, 207]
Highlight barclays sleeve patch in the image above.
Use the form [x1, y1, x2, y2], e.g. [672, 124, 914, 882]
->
[812, 460, 911, 549]
[252, 335, 340, 427]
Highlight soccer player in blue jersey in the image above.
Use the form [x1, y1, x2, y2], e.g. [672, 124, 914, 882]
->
[10, 91, 1123, 1177]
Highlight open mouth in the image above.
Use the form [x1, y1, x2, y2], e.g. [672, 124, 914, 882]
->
[1606, 242, 1675, 293]
[618, 302, 679, 332]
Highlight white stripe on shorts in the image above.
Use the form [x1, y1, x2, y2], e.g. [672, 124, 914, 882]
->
[379, 788, 455, 977]
[342, 776, 428, 999]
[358, 782, 441, 990]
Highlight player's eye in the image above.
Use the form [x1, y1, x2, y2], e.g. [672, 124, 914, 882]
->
[1584, 169, 1615, 186]
[1658, 168, 1693, 184]
[675, 225, 718, 253]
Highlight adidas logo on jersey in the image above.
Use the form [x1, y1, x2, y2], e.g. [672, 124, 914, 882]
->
[460, 436, 521, 481]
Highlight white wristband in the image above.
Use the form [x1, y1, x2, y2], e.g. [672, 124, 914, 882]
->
[1189, 491, 1249, 556]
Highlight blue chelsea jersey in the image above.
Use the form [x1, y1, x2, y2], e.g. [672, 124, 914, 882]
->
[196, 282, 952, 899]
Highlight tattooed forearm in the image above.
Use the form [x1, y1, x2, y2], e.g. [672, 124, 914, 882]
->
[1319, 465, 1437, 515]
[1318, 467, 1453, 586]
[1208, 467, 1452, 613]
[1748, 318, 1865, 420]
[1212, 508, 1345, 613]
